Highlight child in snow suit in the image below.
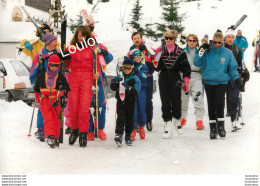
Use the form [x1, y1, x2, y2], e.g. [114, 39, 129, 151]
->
[128, 49, 148, 141]
[110, 58, 141, 147]
[34, 54, 70, 148]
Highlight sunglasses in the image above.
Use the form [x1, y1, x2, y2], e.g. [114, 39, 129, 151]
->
[134, 55, 142, 58]
[188, 40, 197, 43]
[213, 41, 222, 44]
[122, 66, 133, 71]
[49, 63, 60, 67]
[165, 37, 174, 40]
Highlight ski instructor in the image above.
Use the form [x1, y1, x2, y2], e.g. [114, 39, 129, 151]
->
[154, 30, 191, 139]
[65, 26, 100, 147]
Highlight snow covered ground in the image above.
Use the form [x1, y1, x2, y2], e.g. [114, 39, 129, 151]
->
[0, 0, 260, 185]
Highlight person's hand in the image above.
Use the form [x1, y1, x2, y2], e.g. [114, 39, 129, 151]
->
[94, 73, 100, 80]
[242, 48, 246, 52]
[24, 41, 33, 51]
[99, 48, 108, 56]
[198, 43, 211, 57]
[235, 78, 244, 92]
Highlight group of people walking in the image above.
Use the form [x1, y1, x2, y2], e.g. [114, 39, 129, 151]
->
[20, 23, 249, 148]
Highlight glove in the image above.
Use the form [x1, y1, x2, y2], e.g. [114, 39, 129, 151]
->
[99, 48, 108, 56]
[113, 76, 123, 82]
[122, 82, 129, 89]
[235, 78, 244, 92]
[198, 43, 211, 57]
[182, 77, 190, 92]
[127, 78, 136, 87]
[24, 41, 33, 51]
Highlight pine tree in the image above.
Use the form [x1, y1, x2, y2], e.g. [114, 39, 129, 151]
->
[157, 0, 185, 35]
[145, 0, 185, 41]
[129, 0, 144, 33]
[69, 11, 84, 33]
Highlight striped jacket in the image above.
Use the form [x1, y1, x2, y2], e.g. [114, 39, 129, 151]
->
[155, 43, 191, 80]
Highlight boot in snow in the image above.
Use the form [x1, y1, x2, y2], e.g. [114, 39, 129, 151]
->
[146, 121, 153, 131]
[69, 129, 79, 145]
[46, 135, 56, 148]
[125, 133, 133, 146]
[131, 130, 136, 141]
[180, 118, 186, 127]
[87, 132, 94, 141]
[98, 129, 107, 141]
[79, 132, 88, 147]
[217, 120, 226, 138]
[163, 121, 172, 139]
[115, 134, 123, 147]
[196, 120, 204, 130]
[209, 122, 217, 140]
[35, 128, 45, 142]
[173, 118, 183, 135]
[138, 126, 145, 140]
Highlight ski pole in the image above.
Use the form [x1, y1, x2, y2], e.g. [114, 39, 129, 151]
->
[28, 100, 36, 137]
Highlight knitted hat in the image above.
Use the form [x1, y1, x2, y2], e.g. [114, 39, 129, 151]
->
[129, 49, 141, 57]
[224, 29, 235, 38]
[41, 33, 57, 46]
[48, 54, 60, 65]
[123, 58, 134, 66]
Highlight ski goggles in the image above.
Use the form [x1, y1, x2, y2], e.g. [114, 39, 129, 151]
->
[49, 63, 60, 68]
[122, 65, 133, 71]
[133, 55, 142, 58]
[165, 37, 174, 40]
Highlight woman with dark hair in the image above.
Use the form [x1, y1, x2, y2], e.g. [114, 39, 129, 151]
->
[65, 26, 100, 147]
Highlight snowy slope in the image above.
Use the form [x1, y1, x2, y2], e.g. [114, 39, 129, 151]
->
[0, 0, 259, 183]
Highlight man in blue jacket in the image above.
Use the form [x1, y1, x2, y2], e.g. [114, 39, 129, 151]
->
[194, 31, 243, 140]
[234, 30, 248, 59]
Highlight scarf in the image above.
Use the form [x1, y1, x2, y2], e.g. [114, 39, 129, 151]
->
[46, 68, 59, 87]
[166, 43, 175, 54]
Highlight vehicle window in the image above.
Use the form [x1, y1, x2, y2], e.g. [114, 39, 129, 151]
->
[9, 60, 30, 76]
[0, 62, 7, 76]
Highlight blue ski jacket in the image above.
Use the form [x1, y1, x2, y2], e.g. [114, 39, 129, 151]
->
[234, 35, 248, 59]
[193, 44, 239, 85]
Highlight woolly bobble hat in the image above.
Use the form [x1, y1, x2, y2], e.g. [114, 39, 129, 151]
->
[48, 54, 60, 65]
[224, 29, 235, 38]
[41, 33, 57, 46]
[123, 58, 134, 66]
[129, 48, 141, 57]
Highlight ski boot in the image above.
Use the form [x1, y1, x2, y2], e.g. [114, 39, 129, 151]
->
[46, 135, 57, 148]
[209, 122, 218, 140]
[69, 129, 79, 145]
[125, 133, 133, 146]
[65, 127, 71, 135]
[98, 129, 107, 141]
[217, 121, 226, 138]
[173, 118, 183, 135]
[131, 130, 136, 141]
[35, 128, 45, 142]
[180, 118, 186, 127]
[87, 132, 94, 141]
[79, 132, 88, 147]
[196, 120, 204, 130]
[231, 115, 241, 132]
[163, 121, 172, 139]
[138, 126, 145, 140]
[54, 138, 59, 148]
[146, 121, 153, 131]
[114, 134, 123, 147]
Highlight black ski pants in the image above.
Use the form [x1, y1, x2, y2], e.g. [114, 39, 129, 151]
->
[159, 79, 182, 122]
[226, 80, 240, 119]
[204, 84, 227, 121]
[115, 100, 135, 135]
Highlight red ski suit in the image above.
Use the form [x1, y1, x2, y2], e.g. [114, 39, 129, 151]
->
[66, 46, 100, 132]
[34, 72, 69, 138]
